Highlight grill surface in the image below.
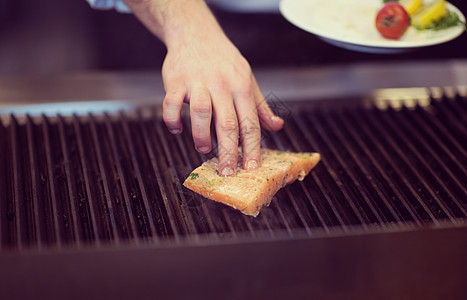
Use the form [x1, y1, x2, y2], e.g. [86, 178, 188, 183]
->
[0, 88, 466, 252]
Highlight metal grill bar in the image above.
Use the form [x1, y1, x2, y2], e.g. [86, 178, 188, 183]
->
[137, 114, 181, 241]
[152, 120, 196, 236]
[282, 118, 350, 230]
[311, 110, 389, 225]
[185, 134, 236, 236]
[333, 110, 419, 225]
[41, 116, 63, 248]
[447, 95, 467, 127]
[416, 107, 467, 183]
[365, 109, 455, 222]
[385, 109, 467, 217]
[73, 115, 103, 244]
[301, 174, 346, 231]
[221, 209, 238, 238]
[0, 120, 4, 250]
[58, 116, 84, 248]
[11, 116, 24, 249]
[293, 114, 365, 227]
[25, 117, 42, 248]
[324, 111, 402, 224]
[304, 112, 377, 227]
[408, 110, 467, 197]
[424, 102, 467, 160]
[263, 133, 315, 234]
[268, 201, 293, 236]
[433, 95, 467, 130]
[107, 116, 153, 239]
[1, 89, 466, 251]
[88, 114, 121, 245]
[102, 114, 140, 242]
[172, 116, 219, 236]
[274, 118, 349, 231]
[346, 108, 440, 224]
[119, 113, 159, 240]
[242, 215, 257, 237]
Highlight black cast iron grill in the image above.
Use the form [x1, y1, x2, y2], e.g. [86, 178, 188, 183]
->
[0, 87, 466, 252]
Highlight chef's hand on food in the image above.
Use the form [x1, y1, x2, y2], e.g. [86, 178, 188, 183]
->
[124, 0, 284, 176]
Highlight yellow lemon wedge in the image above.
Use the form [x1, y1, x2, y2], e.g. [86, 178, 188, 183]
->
[411, 0, 448, 29]
[400, 0, 423, 16]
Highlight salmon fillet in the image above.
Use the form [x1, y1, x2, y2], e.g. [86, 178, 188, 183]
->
[183, 149, 321, 217]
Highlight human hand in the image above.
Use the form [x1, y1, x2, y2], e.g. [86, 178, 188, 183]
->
[123, 0, 284, 176]
[162, 29, 283, 176]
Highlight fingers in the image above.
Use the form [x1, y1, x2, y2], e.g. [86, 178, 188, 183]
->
[234, 91, 261, 170]
[163, 67, 280, 178]
[189, 86, 212, 153]
[163, 86, 186, 135]
[252, 75, 284, 131]
[212, 93, 239, 177]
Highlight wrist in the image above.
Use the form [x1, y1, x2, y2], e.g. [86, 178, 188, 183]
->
[162, 1, 226, 51]
[124, 0, 225, 50]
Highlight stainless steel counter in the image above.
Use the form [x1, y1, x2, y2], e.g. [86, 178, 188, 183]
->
[1, 60, 466, 106]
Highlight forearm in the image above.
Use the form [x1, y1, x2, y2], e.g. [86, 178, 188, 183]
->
[122, 0, 226, 49]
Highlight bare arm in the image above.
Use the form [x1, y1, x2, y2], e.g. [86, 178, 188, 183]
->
[123, 0, 284, 176]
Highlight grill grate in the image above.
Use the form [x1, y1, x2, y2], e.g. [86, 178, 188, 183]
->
[0, 88, 466, 251]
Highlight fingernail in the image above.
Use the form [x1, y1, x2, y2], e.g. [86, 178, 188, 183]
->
[197, 146, 210, 153]
[271, 116, 283, 123]
[169, 129, 181, 134]
[246, 159, 258, 170]
[220, 167, 234, 177]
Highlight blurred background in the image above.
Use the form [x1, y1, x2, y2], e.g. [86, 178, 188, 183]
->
[0, 0, 465, 77]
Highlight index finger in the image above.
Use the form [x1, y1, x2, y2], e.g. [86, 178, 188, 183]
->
[162, 86, 186, 135]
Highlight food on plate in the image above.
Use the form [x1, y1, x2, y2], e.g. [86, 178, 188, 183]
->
[412, 0, 447, 28]
[422, 10, 466, 30]
[384, 0, 422, 15]
[411, 0, 464, 30]
[183, 149, 321, 217]
[375, 2, 410, 39]
[378, 0, 465, 37]
[400, 0, 423, 15]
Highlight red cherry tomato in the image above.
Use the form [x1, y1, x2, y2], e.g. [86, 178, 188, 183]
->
[375, 2, 410, 39]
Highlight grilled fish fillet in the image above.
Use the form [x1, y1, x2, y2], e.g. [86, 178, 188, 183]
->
[183, 149, 321, 217]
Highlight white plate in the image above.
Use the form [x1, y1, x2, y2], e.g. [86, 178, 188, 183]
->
[280, 0, 466, 53]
